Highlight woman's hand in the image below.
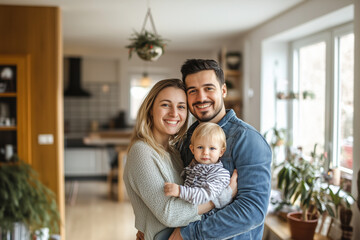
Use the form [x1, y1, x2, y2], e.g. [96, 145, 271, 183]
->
[164, 183, 180, 197]
[136, 230, 144, 240]
[230, 169, 238, 198]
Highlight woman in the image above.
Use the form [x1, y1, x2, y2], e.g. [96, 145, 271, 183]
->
[123, 79, 214, 240]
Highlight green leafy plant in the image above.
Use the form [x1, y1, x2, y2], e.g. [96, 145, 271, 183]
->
[0, 156, 60, 236]
[302, 90, 315, 100]
[277, 144, 327, 221]
[126, 30, 168, 60]
[264, 126, 287, 149]
[325, 185, 354, 219]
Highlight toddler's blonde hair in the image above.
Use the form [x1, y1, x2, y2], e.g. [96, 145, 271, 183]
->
[191, 122, 226, 149]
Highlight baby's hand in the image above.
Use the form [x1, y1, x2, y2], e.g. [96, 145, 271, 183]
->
[164, 183, 180, 197]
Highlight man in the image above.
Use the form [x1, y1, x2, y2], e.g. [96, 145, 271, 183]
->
[168, 59, 272, 239]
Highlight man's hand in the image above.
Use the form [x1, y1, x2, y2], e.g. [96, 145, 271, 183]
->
[136, 230, 144, 240]
[168, 227, 183, 240]
[230, 169, 238, 198]
[164, 183, 180, 197]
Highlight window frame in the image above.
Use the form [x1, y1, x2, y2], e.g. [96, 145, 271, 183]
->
[289, 22, 354, 174]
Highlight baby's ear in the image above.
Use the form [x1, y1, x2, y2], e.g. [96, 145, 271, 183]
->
[189, 144, 194, 154]
[220, 147, 226, 157]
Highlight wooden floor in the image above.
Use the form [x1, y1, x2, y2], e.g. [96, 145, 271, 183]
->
[65, 181, 137, 240]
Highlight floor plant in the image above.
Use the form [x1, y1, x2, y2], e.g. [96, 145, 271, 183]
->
[0, 156, 60, 238]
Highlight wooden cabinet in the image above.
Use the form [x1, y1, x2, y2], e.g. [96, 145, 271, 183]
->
[219, 48, 243, 118]
[0, 55, 31, 164]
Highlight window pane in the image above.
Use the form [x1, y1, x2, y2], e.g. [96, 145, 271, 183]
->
[130, 85, 152, 120]
[297, 42, 326, 155]
[339, 33, 354, 170]
[129, 73, 165, 120]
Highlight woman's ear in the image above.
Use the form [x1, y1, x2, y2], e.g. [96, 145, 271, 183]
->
[189, 144, 195, 154]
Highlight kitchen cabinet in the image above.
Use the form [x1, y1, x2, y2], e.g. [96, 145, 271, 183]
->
[0, 55, 31, 163]
[64, 148, 111, 176]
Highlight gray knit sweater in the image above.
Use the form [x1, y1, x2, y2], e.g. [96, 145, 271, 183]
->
[123, 141, 201, 240]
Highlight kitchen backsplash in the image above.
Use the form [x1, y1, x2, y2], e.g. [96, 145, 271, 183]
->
[64, 82, 120, 133]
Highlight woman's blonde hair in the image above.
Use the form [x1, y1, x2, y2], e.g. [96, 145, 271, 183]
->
[128, 79, 189, 156]
[191, 122, 226, 149]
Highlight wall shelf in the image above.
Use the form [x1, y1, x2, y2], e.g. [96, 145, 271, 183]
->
[0, 93, 17, 97]
[220, 47, 243, 118]
[0, 55, 30, 164]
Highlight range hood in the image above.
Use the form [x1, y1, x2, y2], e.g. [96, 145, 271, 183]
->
[64, 57, 91, 97]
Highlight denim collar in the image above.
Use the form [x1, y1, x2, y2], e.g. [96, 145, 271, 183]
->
[217, 109, 236, 128]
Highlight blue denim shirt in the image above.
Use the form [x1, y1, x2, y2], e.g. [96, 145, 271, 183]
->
[179, 110, 272, 240]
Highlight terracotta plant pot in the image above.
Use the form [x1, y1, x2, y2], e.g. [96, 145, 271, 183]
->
[287, 212, 318, 240]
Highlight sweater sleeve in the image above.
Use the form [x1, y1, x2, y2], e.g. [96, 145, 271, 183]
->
[124, 142, 200, 228]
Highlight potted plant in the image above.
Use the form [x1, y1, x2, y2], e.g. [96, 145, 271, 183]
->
[277, 144, 327, 240]
[126, 30, 168, 61]
[264, 126, 289, 171]
[325, 184, 355, 240]
[0, 156, 60, 239]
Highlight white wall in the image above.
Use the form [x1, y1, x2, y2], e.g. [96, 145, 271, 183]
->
[260, 42, 289, 133]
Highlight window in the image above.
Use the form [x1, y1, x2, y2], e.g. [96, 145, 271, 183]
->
[290, 23, 354, 174]
[336, 32, 354, 173]
[129, 73, 166, 121]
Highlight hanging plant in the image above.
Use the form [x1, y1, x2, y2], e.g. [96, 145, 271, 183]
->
[125, 8, 169, 61]
[126, 30, 168, 61]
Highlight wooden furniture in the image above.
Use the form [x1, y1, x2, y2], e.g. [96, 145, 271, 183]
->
[107, 146, 128, 201]
[264, 214, 332, 240]
[83, 130, 132, 202]
[0, 5, 64, 238]
[219, 47, 243, 118]
[0, 55, 31, 164]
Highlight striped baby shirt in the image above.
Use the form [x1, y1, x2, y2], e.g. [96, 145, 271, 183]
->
[179, 161, 231, 208]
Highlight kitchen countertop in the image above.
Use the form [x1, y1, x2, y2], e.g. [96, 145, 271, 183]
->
[65, 128, 133, 148]
[83, 129, 133, 147]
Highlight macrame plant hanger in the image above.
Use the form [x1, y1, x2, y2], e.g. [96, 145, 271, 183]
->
[140, 8, 158, 37]
[125, 0, 166, 62]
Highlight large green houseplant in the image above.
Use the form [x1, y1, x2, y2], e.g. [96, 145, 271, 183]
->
[0, 156, 60, 238]
[277, 144, 328, 240]
[277, 144, 356, 240]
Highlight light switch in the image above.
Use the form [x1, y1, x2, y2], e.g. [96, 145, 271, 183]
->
[38, 134, 54, 145]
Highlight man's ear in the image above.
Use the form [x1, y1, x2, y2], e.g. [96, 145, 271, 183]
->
[189, 144, 195, 154]
[222, 83, 227, 98]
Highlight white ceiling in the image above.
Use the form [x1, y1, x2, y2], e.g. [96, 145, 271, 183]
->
[1, 0, 304, 52]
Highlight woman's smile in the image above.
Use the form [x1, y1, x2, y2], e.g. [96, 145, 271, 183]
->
[151, 87, 187, 146]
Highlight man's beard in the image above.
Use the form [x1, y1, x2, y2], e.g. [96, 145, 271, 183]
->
[191, 99, 224, 122]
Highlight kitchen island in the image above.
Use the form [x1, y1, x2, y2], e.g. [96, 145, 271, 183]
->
[83, 129, 132, 202]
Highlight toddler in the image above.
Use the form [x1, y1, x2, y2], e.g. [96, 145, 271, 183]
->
[164, 122, 232, 208]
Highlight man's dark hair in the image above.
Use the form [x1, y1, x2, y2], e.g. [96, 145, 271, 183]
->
[180, 59, 225, 86]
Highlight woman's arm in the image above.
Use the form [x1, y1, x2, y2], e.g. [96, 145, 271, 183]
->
[124, 143, 200, 227]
